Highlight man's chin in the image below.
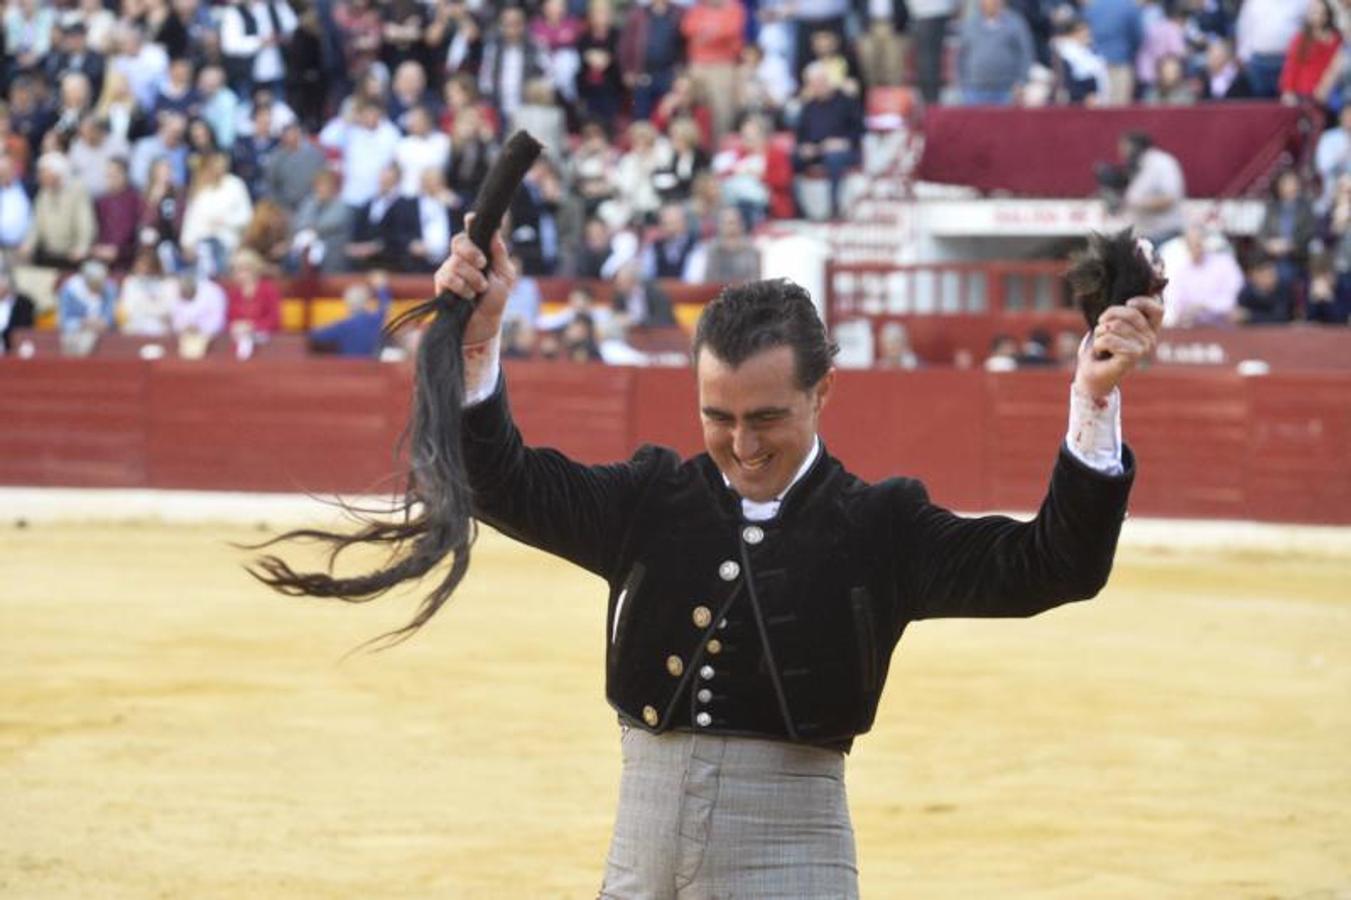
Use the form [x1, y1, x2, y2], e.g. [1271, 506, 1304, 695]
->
[730, 472, 787, 505]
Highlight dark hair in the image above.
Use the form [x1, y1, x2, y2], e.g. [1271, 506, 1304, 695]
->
[1272, 166, 1303, 198]
[1248, 250, 1277, 271]
[1297, 0, 1335, 61]
[1065, 228, 1168, 329]
[1122, 130, 1153, 154]
[692, 279, 838, 390]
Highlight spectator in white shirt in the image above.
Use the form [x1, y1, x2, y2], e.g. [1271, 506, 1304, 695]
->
[5, 0, 56, 75]
[179, 152, 253, 275]
[410, 168, 456, 271]
[74, 0, 117, 55]
[1120, 131, 1186, 245]
[169, 269, 228, 339]
[0, 155, 33, 251]
[319, 98, 401, 208]
[68, 116, 130, 199]
[119, 250, 176, 336]
[109, 24, 170, 110]
[234, 87, 298, 140]
[1160, 225, 1244, 327]
[1055, 18, 1109, 104]
[614, 121, 673, 226]
[1315, 104, 1351, 213]
[395, 106, 451, 197]
[219, 0, 298, 96]
[738, 43, 795, 115]
[502, 253, 542, 326]
[0, 269, 36, 353]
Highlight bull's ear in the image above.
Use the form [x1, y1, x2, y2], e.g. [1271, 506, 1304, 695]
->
[1066, 228, 1158, 330]
[1066, 231, 1113, 329]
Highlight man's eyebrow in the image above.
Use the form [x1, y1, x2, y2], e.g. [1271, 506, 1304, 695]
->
[701, 406, 791, 420]
[745, 407, 790, 420]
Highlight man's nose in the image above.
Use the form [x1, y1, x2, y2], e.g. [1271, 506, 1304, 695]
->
[732, 426, 759, 461]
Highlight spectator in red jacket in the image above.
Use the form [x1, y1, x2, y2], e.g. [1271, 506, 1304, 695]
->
[1279, 0, 1341, 106]
[651, 73, 714, 149]
[226, 247, 281, 342]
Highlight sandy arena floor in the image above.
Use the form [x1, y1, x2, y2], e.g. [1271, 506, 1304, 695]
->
[2, 512, 1349, 899]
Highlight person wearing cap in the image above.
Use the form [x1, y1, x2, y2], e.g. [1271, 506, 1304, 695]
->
[58, 259, 117, 333]
[45, 20, 107, 98]
[18, 153, 96, 269]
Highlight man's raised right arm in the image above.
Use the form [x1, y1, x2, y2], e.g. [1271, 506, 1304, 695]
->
[442, 227, 654, 580]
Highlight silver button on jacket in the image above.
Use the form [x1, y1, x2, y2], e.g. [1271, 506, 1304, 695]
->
[718, 560, 740, 581]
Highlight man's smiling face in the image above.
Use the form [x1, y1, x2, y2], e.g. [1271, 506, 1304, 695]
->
[697, 344, 833, 503]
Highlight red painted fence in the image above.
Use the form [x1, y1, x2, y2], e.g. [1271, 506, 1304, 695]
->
[3, 359, 1347, 525]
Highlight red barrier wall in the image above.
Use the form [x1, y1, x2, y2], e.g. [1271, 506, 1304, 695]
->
[3, 360, 1348, 524]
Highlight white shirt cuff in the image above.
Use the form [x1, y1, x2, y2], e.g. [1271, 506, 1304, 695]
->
[463, 334, 501, 406]
[1065, 383, 1124, 476]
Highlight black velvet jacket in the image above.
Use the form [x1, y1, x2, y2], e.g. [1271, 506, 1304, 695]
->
[463, 380, 1135, 750]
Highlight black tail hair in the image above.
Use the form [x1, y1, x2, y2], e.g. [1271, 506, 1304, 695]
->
[245, 131, 543, 650]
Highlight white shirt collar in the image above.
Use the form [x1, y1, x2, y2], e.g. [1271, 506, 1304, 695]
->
[722, 436, 822, 523]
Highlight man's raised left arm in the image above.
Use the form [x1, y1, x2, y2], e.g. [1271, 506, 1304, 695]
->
[900, 295, 1164, 620]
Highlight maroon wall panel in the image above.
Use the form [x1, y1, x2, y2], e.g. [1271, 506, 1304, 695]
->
[1243, 374, 1351, 524]
[983, 370, 1074, 511]
[822, 370, 989, 511]
[500, 362, 634, 463]
[916, 103, 1305, 197]
[1115, 372, 1251, 520]
[3, 359, 1349, 524]
[0, 360, 148, 487]
[144, 360, 406, 493]
[629, 368, 702, 460]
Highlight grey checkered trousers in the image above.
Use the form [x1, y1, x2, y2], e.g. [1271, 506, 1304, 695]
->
[598, 725, 860, 899]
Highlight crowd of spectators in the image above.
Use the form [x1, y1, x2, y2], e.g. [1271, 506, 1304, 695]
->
[1, 0, 1348, 362]
[1058, 0, 1351, 328]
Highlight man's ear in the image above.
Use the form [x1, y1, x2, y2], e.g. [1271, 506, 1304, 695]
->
[813, 367, 836, 413]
